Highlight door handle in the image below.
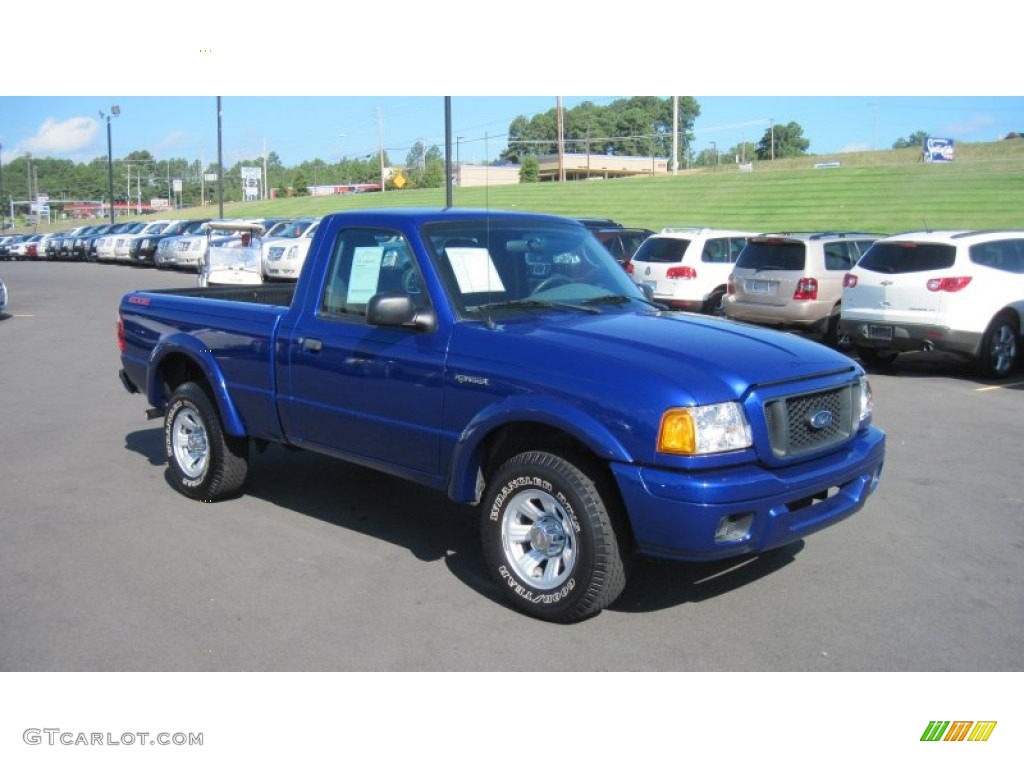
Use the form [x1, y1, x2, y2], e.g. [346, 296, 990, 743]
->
[301, 337, 323, 353]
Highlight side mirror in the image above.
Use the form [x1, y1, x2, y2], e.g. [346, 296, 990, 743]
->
[367, 293, 436, 331]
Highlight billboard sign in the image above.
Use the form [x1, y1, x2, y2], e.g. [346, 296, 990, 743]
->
[924, 137, 955, 163]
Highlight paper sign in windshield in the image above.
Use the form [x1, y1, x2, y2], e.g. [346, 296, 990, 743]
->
[447, 247, 505, 293]
[348, 246, 384, 304]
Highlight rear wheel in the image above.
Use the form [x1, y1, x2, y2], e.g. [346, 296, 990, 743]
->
[480, 451, 630, 623]
[823, 310, 854, 351]
[164, 382, 249, 501]
[703, 288, 727, 317]
[975, 312, 1019, 379]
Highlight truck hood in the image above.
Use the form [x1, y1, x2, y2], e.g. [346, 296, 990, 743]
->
[459, 309, 855, 404]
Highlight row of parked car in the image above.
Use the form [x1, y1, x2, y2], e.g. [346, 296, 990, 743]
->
[0, 216, 321, 281]
[6, 215, 1023, 378]
[598, 222, 1023, 379]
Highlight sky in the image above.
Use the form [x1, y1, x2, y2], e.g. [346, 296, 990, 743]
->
[1, 1, 1021, 172]
[2, 95, 1022, 171]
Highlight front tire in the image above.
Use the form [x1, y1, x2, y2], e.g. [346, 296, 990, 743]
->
[976, 312, 1019, 378]
[480, 451, 630, 623]
[164, 382, 249, 501]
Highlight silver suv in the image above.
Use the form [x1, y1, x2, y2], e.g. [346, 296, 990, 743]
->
[724, 231, 883, 345]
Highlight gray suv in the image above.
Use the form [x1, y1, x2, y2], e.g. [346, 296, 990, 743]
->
[724, 231, 883, 345]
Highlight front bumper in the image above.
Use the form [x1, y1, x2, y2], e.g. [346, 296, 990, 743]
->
[611, 427, 885, 561]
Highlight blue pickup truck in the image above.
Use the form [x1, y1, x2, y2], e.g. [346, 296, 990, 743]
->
[118, 208, 885, 622]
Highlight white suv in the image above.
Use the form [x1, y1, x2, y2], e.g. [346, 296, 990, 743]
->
[840, 230, 1024, 377]
[627, 227, 757, 314]
[263, 219, 320, 280]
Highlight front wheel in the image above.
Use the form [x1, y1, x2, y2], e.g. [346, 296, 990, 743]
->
[480, 451, 630, 623]
[976, 312, 1019, 378]
[164, 382, 249, 501]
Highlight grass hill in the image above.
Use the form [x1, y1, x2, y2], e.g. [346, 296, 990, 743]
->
[29, 139, 1024, 236]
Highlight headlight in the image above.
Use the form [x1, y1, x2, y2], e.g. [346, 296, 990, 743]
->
[285, 245, 298, 260]
[658, 402, 752, 455]
[857, 375, 873, 427]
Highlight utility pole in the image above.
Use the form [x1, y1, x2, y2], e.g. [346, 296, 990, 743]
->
[377, 107, 385, 193]
[556, 97, 565, 182]
[262, 137, 268, 200]
[216, 97, 224, 219]
[444, 97, 453, 208]
[671, 96, 679, 175]
[770, 119, 775, 161]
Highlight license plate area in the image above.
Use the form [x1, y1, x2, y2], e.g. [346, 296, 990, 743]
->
[746, 279, 773, 294]
[867, 324, 894, 341]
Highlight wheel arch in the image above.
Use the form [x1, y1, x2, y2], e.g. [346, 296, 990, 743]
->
[446, 403, 636, 545]
[148, 337, 247, 437]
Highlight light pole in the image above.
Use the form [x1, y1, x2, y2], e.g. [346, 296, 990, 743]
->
[376, 107, 385, 193]
[99, 105, 120, 224]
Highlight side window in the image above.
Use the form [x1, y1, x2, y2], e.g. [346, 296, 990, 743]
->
[727, 237, 748, 262]
[970, 239, 1024, 274]
[823, 243, 853, 271]
[701, 238, 727, 264]
[319, 228, 428, 318]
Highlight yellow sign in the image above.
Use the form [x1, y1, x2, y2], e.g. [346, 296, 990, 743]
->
[392, 171, 406, 189]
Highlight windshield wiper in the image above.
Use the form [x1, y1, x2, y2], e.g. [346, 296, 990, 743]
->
[470, 299, 599, 314]
[582, 294, 665, 309]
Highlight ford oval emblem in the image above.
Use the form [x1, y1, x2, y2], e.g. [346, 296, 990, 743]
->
[808, 410, 834, 430]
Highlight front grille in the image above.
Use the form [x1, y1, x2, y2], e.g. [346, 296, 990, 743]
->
[268, 246, 285, 261]
[764, 384, 856, 459]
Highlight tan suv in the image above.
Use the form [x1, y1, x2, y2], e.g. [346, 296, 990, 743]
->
[724, 231, 883, 345]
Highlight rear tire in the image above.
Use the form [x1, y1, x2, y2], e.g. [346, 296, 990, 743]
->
[480, 451, 630, 623]
[703, 288, 726, 317]
[164, 382, 249, 501]
[975, 312, 1019, 379]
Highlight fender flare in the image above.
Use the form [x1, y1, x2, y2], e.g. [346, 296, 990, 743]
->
[147, 333, 247, 437]
[446, 394, 634, 503]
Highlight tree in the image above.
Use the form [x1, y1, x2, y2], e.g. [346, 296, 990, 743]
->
[500, 97, 700, 163]
[892, 131, 929, 149]
[520, 156, 539, 183]
[756, 121, 810, 160]
[405, 141, 426, 173]
[728, 141, 758, 163]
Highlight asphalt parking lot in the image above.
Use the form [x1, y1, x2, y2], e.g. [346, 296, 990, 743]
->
[1, 260, 1021, 672]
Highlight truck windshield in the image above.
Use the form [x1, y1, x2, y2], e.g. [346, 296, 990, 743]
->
[422, 220, 644, 315]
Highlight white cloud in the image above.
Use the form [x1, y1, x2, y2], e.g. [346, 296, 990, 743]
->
[20, 116, 99, 157]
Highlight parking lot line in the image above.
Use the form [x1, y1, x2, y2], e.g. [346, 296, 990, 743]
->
[974, 382, 1024, 392]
